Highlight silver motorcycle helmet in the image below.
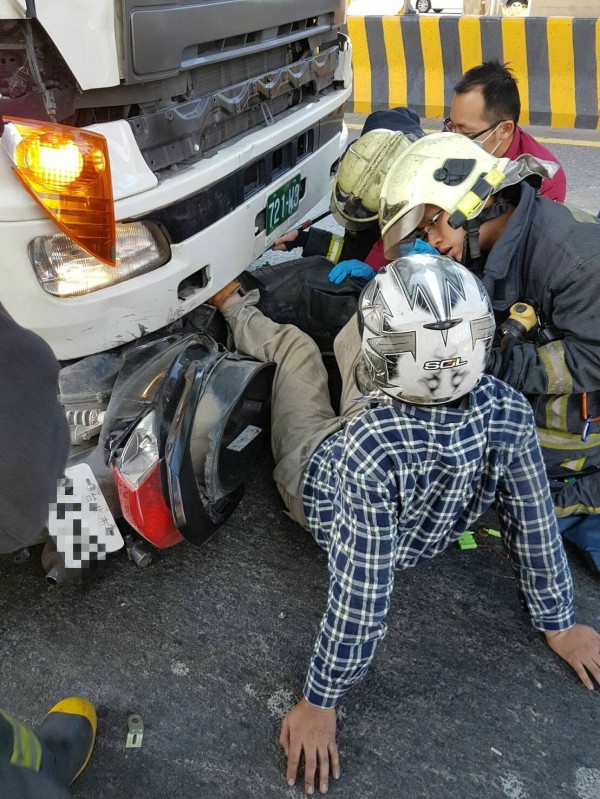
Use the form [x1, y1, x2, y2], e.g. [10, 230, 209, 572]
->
[359, 253, 496, 405]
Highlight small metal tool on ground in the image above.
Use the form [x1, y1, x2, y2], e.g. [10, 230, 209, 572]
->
[126, 714, 144, 748]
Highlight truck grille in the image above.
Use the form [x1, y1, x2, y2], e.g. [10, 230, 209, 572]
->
[128, 44, 340, 172]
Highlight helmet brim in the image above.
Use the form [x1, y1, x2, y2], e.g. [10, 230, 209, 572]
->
[329, 194, 377, 232]
[381, 205, 424, 260]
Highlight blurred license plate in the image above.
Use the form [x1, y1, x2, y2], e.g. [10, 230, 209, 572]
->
[266, 174, 302, 235]
[48, 463, 123, 573]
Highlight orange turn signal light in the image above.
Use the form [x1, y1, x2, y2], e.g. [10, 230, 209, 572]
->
[2, 117, 116, 266]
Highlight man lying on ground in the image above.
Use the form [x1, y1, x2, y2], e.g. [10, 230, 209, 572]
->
[210, 254, 600, 795]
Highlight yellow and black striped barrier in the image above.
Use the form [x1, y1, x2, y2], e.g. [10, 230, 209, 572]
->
[348, 15, 600, 129]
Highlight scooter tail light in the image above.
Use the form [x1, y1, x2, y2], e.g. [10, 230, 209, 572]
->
[113, 413, 183, 548]
[113, 461, 183, 549]
[1, 117, 116, 265]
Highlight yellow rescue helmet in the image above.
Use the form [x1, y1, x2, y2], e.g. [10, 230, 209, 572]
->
[379, 133, 510, 258]
[331, 129, 412, 231]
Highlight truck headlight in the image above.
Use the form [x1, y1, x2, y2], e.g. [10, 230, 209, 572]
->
[3, 117, 116, 266]
[29, 221, 170, 297]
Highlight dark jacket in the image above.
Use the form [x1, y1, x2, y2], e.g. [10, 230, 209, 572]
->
[484, 182, 600, 514]
[361, 106, 425, 140]
[0, 305, 69, 552]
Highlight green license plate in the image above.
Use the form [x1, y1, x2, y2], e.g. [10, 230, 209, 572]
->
[266, 174, 302, 235]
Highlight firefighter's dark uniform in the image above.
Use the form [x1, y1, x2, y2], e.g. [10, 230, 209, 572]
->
[291, 223, 381, 266]
[0, 701, 96, 798]
[0, 305, 69, 553]
[483, 181, 600, 562]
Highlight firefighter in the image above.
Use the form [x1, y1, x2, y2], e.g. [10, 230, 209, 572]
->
[272, 128, 415, 273]
[379, 132, 600, 570]
[0, 304, 69, 555]
[0, 697, 97, 798]
[0, 311, 97, 792]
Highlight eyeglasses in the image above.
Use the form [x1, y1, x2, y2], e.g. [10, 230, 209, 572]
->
[414, 210, 443, 238]
[442, 117, 505, 141]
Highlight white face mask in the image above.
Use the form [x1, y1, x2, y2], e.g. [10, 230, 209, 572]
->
[473, 123, 503, 154]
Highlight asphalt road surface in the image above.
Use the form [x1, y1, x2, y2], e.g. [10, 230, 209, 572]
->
[1, 115, 599, 799]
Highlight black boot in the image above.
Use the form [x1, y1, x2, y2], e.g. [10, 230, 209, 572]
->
[36, 698, 97, 787]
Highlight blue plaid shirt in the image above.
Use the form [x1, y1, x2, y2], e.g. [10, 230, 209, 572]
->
[301, 375, 574, 708]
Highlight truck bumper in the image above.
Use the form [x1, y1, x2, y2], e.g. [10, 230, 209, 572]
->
[0, 87, 351, 360]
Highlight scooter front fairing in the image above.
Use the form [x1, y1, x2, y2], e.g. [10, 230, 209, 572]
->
[101, 332, 274, 549]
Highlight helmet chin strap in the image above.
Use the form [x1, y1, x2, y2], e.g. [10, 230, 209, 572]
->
[461, 219, 483, 274]
[461, 200, 510, 273]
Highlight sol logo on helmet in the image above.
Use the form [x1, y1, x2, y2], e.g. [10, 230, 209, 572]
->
[423, 357, 468, 371]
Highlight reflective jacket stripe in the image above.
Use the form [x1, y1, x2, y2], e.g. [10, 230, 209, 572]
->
[555, 502, 600, 516]
[545, 393, 570, 432]
[560, 457, 587, 472]
[326, 234, 345, 264]
[539, 341, 574, 395]
[0, 710, 42, 770]
[538, 427, 600, 450]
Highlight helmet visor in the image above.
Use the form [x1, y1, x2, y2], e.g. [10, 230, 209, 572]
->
[381, 204, 424, 260]
[379, 198, 408, 230]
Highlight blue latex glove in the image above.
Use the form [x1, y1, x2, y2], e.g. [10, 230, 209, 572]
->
[399, 239, 439, 257]
[328, 259, 376, 284]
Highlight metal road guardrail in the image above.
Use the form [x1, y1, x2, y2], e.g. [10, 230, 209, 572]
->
[348, 15, 600, 129]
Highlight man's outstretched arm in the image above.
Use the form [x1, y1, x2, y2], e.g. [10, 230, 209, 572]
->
[280, 460, 398, 795]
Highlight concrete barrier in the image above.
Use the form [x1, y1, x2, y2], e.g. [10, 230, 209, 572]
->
[347, 15, 600, 129]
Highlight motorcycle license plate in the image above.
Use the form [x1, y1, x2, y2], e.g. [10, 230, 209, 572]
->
[48, 463, 124, 572]
[265, 174, 302, 235]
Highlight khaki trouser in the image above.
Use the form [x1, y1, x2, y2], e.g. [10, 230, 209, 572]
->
[223, 290, 367, 527]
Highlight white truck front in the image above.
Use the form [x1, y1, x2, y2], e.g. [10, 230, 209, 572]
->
[0, 0, 351, 360]
[0, 0, 352, 573]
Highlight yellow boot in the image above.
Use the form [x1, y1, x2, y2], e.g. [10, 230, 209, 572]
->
[36, 697, 97, 787]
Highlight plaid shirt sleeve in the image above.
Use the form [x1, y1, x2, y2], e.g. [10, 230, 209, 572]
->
[303, 450, 399, 708]
[495, 425, 575, 633]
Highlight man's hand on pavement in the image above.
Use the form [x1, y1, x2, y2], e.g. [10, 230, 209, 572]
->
[545, 623, 600, 690]
[272, 229, 299, 251]
[279, 698, 339, 795]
